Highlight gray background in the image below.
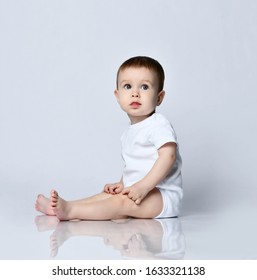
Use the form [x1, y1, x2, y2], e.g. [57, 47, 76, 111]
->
[0, 0, 257, 259]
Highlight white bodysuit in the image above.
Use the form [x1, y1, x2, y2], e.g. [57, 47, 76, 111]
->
[121, 113, 183, 218]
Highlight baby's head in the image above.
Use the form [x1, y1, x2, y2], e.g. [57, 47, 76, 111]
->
[115, 56, 166, 124]
[116, 56, 165, 92]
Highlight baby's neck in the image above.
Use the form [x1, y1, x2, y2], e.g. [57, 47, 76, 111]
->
[129, 110, 155, 125]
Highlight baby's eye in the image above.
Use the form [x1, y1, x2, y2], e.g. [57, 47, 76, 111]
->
[141, 84, 149, 90]
[124, 84, 132, 90]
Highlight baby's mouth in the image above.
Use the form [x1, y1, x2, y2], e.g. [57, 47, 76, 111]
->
[130, 102, 141, 108]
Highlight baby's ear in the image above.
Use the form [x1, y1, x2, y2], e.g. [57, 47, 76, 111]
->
[114, 89, 120, 103]
[157, 90, 165, 106]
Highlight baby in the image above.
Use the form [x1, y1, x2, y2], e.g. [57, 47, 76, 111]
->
[35, 56, 183, 220]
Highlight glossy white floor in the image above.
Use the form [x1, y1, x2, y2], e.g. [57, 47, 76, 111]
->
[0, 186, 256, 260]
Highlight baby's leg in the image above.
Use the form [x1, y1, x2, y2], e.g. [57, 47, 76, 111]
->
[71, 191, 113, 204]
[50, 188, 163, 221]
[35, 191, 113, 215]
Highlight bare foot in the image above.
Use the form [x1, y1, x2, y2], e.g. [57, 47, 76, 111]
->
[51, 190, 72, 221]
[35, 194, 56, 216]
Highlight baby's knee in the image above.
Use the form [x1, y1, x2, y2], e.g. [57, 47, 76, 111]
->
[117, 194, 137, 213]
[116, 193, 129, 204]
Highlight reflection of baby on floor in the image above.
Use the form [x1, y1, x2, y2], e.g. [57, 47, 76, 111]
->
[35, 216, 185, 259]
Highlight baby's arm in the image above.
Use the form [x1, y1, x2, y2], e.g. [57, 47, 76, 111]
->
[104, 176, 124, 194]
[122, 142, 176, 204]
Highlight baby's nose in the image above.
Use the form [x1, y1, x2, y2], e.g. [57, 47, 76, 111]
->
[132, 90, 139, 97]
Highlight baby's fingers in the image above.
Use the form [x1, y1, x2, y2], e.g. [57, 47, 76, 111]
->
[123, 189, 136, 201]
[104, 184, 115, 194]
[135, 198, 141, 205]
[122, 188, 128, 195]
[104, 185, 110, 193]
[109, 186, 117, 194]
[114, 185, 123, 194]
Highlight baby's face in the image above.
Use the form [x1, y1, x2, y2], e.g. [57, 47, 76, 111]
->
[115, 67, 165, 124]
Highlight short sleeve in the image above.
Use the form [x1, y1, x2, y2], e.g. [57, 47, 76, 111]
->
[149, 119, 177, 150]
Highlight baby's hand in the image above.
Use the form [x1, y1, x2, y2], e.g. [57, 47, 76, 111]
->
[104, 182, 124, 194]
[122, 183, 149, 205]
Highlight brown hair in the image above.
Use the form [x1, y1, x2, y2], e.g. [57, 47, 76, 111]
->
[116, 56, 165, 92]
